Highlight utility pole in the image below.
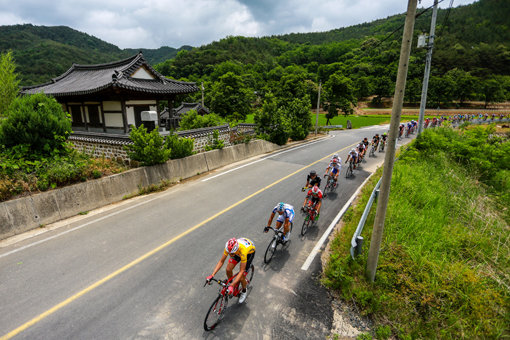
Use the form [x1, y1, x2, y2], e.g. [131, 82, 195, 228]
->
[366, 0, 417, 282]
[315, 80, 321, 136]
[417, 0, 438, 135]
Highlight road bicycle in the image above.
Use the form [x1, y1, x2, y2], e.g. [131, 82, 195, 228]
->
[323, 173, 337, 197]
[369, 143, 377, 157]
[203, 264, 255, 331]
[379, 140, 386, 152]
[264, 223, 293, 264]
[301, 202, 317, 236]
[345, 159, 354, 178]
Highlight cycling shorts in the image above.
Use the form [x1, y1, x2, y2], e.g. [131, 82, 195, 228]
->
[229, 251, 255, 270]
[331, 168, 339, 175]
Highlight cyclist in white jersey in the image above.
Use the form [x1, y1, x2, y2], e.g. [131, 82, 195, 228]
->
[324, 157, 342, 184]
[265, 202, 294, 243]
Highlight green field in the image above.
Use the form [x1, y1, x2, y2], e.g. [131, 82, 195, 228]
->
[242, 113, 424, 129]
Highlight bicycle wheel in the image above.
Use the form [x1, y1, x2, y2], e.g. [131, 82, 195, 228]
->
[301, 216, 310, 236]
[204, 294, 229, 331]
[264, 238, 277, 264]
[345, 164, 352, 178]
[246, 263, 255, 285]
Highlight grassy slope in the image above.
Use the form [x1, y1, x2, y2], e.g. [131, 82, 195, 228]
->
[323, 128, 509, 339]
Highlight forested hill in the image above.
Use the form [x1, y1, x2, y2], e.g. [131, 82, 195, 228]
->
[159, 0, 509, 81]
[0, 24, 191, 85]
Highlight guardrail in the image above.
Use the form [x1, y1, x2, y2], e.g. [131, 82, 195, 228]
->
[350, 178, 381, 259]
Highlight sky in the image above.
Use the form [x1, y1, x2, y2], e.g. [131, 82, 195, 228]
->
[0, 0, 477, 49]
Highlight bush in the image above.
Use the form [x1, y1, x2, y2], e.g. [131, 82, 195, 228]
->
[0, 93, 72, 154]
[205, 130, 225, 151]
[179, 110, 222, 130]
[124, 124, 171, 166]
[165, 133, 195, 159]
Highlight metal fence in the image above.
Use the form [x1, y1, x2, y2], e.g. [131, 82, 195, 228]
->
[350, 178, 381, 259]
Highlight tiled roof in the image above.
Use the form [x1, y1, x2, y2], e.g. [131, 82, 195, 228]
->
[22, 52, 198, 97]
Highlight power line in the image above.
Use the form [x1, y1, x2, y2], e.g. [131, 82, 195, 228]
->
[437, 0, 454, 41]
[375, 0, 446, 47]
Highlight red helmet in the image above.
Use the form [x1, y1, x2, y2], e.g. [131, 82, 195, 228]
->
[225, 238, 239, 254]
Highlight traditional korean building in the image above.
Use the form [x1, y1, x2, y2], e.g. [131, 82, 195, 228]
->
[22, 52, 198, 134]
[160, 102, 210, 130]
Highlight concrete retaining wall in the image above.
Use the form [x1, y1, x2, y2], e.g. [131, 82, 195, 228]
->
[0, 139, 279, 240]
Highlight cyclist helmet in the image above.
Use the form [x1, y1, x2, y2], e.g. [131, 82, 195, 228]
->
[333, 153, 339, 158]
[383, 132, 387, 136]
[310, 170, 316, 176]
[225, 238, 239, 254]
[312, 185, 320, 195]
[375, 133, 379, 137]
[351, 148, 356, 153]
[277, 202, 285, 212]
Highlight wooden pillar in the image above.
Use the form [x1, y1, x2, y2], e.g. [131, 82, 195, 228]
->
[121, 99, 128, 133]
[100, 101, 106, 132]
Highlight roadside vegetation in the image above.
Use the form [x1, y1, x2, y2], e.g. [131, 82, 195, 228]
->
[324, 126, 509, 339]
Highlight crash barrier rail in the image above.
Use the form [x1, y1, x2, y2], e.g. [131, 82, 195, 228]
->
[350, 142, 410, 259]
[350, 178, 381, 259]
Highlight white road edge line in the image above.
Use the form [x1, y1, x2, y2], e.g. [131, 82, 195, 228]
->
[201, 136, 333, 182]
[301, 172, 375, 271]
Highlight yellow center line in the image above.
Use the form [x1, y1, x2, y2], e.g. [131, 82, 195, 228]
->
[1, 142, 356, 340]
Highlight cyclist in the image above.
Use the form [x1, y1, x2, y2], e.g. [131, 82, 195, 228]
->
[356, 141, 366, 160]
[345, 148, 359, 169]
[362, 137, 370, 151]
[301, 185, 323, 220]
[324, 156, 341, 183]
[381, 132, 388, 149]
[303, 170, 321, 191]
[371, 134, 380, 151]
[265, 202, 294, 243]
[206, 237, 256, 304]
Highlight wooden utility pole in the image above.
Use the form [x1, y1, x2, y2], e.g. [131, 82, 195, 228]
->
[315, 80, 321, 136]
[366, 0, 418, 282]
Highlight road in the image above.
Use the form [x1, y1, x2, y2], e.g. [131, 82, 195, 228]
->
[0, 126, 403, 340]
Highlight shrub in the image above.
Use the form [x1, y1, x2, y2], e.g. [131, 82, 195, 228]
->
[165, 133, 195, 159]
[0, 93, 72, 154]
[205, 130, 225, 151]
[124, 124, 171, 166]
[179, 109, 222, 130]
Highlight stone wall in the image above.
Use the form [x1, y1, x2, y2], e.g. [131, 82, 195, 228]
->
[69, 124, 256, 162]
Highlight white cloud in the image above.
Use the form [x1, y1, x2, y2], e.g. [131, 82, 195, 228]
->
[1, 0, 478, 48]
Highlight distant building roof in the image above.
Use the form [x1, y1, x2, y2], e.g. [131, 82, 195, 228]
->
[22, 52, 198, 97]
[175, 103, 210, 115]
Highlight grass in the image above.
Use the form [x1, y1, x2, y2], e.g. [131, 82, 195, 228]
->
[324, 135, 509, 339]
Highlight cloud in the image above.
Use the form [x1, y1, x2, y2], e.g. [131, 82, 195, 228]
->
[1, 0, 478, 48]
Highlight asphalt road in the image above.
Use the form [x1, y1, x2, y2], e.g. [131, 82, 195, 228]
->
[0, 126, 403, 340]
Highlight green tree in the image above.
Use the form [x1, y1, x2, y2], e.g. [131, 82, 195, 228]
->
[207, 72, 254, 120]
[179, 110, 222, 130]
[323, 73, 356, 124]
[0, 93, 71, 154]
[280, 96, 312, 141]
[446, 68, 478, 104]
[0, 51, 20, 117]
[481, 78, 506, 109]
[254, 92, 290, 145]
[124, 124, 171, 166]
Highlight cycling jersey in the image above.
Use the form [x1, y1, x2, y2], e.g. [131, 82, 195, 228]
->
[223, 237, 256, 263]
[273, 203, 295, 224]
[306, 188, 323, 200]
[327, 161, 341, 174]
[357, 143, 365, 151]
[306, 174, 321, 187]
